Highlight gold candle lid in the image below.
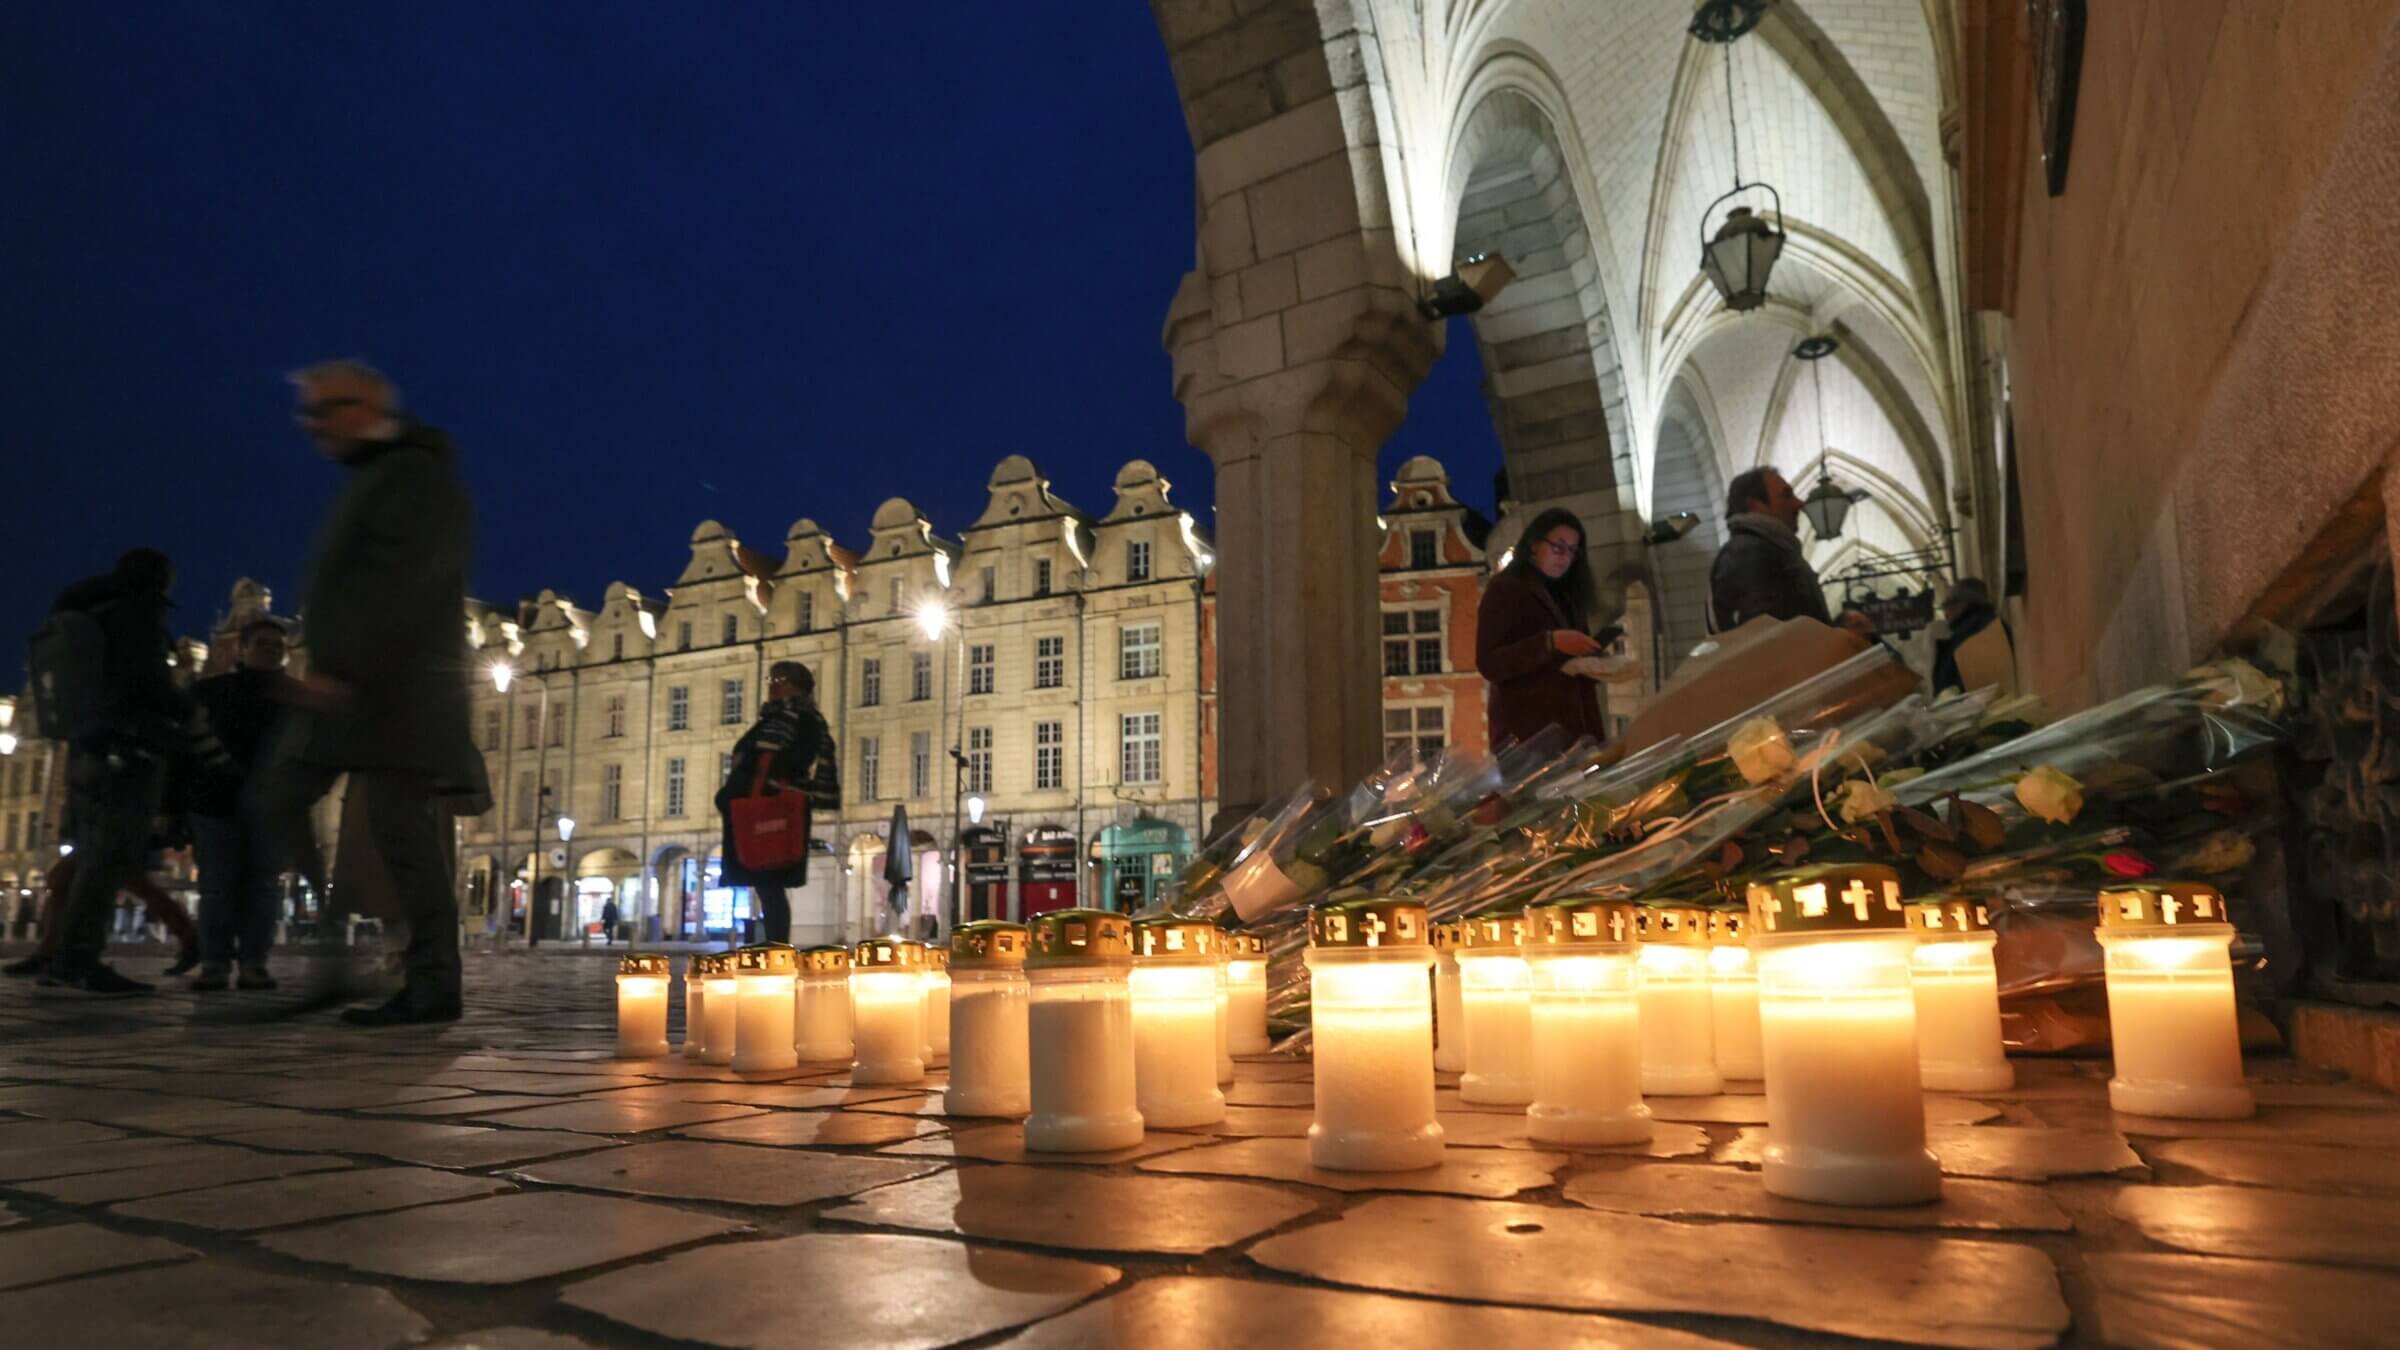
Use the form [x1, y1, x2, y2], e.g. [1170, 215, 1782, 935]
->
[798, 944, 852, 973]
[927, 947, 951, 972]
[1525, 896, 1640, 948]
[1635, 905, 1709, 944]
[1132, 916, 1222, 963]
[854, 937, 929, 972]
[1906, 896, 1996, 937]
[1028, 909, 1134, 966]
[1747, 864, 1908, 936]
[1430, 919, 1464, 950]
[618, 952, 671, 977]
[1456, 911, 1526, 950]
[733, 943, 799, 975]
[1707, 909, 1749, 944]
[699, 952, 736, 978]
[1307, 897, 1430, 949]
[951, 921, 1029, 968]
[2098, 881, 2232, 931]
[1236, 932, 1266, 957]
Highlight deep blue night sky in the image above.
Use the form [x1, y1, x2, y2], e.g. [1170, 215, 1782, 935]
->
[1, 3, 1498, 672]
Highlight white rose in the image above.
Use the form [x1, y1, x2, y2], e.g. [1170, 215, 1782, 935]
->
[2014, 766, 2084, 825]
[1729, 718, 1797, 785]
[1834, 778, 1897, 824]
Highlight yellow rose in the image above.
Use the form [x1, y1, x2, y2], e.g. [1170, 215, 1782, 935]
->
[1833, 778, 1897, 824]
[1729, 717, 1797, 785]
[2014, 766, 2084, 825]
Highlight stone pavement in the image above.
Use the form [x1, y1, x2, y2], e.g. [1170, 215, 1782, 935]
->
[2, 949, 2397, 1349]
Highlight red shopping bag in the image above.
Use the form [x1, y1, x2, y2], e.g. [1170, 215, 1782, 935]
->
[730, 761, 812, 873]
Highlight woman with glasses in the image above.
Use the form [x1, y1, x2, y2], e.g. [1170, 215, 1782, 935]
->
[1476, 508, 1615, 749]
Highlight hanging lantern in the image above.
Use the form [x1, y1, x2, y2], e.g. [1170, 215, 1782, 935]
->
[794, 945, 855, 1063]
[1637, 905, 1722, 1096]
[1524, 897, 1650, 1147]
[1708, 908, 1764, 1080]
[1701, 200, 1786, 312]
[1907, 898, 2015, 1093]
[1025, 909, 1144, 1153]
[2097, 882, 2254, 1120]
[1306, 898, 1444, 1172]
[851, 937, 929, 1085]
[1792, 334, 1866, 539]
[1130, 917, 1228, 1129]
[614, 953, 672, 1060]
[730, 944, 800, 1074]
[946, 921, 1032, 1118]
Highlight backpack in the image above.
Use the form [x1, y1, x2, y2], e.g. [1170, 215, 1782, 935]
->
[27, 604, 116, 743]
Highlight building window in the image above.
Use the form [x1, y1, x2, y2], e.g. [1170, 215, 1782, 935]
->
[547, 704, 565, 748]
[911, 731, 931, 799]
[722, 613, 739, 646]
[1410, 528, 1438, 569]
[1120, 712, 1161, 785]
[605, 693, 626, 738]
[968, 643, 994, 695]
[860, 737, 881, 802]
[797, 591, 814, 634]
[665, 757, 687, 817]
[1127, 538, 1152, 583]
[23, 811, 38, 848]
[515, 772, 535, 826]
[600, 763, 623, 822]
[1382, 607, 1443, 676]
[4, 813, 17, 852]
[721, 678, 745, 725]
[966, 726, 992, 794]
[611, 632, 625, 661]
[1384, 705, 1446, 761]
[980, 566, 996, 604]
[666, 685, 690, 732]
[1035, 635, 1064, 689]
[520, 705, 539, 750]
[1034, 557, 1052, 596]
[1119, 622, 1162, 680]
[1034, 720, 1063, 790]
[678, 621, 693, 652]
[483, 708, 502, 751]
[861, 658, 882, 707]
[911, 651, 932, 702]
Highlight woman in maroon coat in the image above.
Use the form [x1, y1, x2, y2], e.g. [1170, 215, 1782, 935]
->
[1478, 508, 1611, 749]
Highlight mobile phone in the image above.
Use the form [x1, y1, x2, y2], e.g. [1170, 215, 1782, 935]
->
[1592, 624, 1625, 647]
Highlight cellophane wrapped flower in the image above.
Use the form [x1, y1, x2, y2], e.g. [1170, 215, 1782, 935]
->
[1729, 717, 1796, 785]
[2015, 766, 2085, 825]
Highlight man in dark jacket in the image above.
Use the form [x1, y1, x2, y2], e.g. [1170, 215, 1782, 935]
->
[40, 548, 190, 996]
[255, 360, 480, 1026]
[1932, 577, 2015, 695]
[189, 618, 294, 990]
[1709, 468, 1832, 631]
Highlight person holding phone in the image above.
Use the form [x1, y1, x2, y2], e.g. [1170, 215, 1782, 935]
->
[1477, 508, 1618, 749]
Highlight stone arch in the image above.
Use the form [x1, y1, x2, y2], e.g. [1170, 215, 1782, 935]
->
[1650, 378, 1731, 667]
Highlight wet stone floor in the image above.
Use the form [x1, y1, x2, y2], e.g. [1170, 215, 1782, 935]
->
[1, 947, 2396, 1349]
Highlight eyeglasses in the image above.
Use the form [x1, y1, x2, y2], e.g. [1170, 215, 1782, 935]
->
[295, 396, 365, 421]
[1537, 538, 1581, 558]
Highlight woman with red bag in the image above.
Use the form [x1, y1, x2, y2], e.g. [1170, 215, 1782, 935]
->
[715, 661, 840, 942]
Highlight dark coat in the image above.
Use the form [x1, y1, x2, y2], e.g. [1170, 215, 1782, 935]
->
[49, 571, 188, 754]
[1476, 566, 1608, 750]
[1932, 604, 2011, 695]
[287, 421, 480, 782]
[716, 696, 840, 888]
[1709, 516, 1832, 630]
[189, 668, 287, 816]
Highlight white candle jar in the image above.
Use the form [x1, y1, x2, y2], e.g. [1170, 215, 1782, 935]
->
[615, 953, 672, 1059]
[681, 954, 710, 1061]
[1907, 898, 2015, 1093]
[1432, 920, 1466, 1073]
[701, 955, 741, 1068]
[731, 944, 801, 1074]
[1637, 906, 1722, 1096]
[1455, 913, 1534, 1106]
[2098, 882, 2254, 1120]
[1025, 909, 1144, 1152]
[1213, 947, 1236, 1085]
[851, 937, 929, 1085]
[1524, 897, 1650, 1147]
[794, 945, 856, 1063]
[1307, 897, 1444, 1171]
[945, 921, 1032, 1118]
[1225, 932, 1272, 1054]
[921, 947, 952, 1068]
[1131, 917, 1228, 1128]
[1749, 865, 1942, 1206]
[1708, 909, 1764, 1080]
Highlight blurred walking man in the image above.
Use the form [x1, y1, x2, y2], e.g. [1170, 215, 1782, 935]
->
[256, 361, 481, 1026]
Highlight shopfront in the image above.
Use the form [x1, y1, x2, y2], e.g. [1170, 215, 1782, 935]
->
[1090, 816, 1191, 912]
[1018, 824, 1078, 919]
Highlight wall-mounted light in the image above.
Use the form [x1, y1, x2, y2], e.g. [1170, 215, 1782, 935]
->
[1416, 253, 1516, 320]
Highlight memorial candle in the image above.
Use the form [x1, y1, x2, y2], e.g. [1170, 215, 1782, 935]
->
[921, 947, 952, 1068]
[794, 945, 856, 1063]
[1025, 909, 1144, 1152]
[731, 944, 800, 1074]
[851, 937, 929, 1085]
[945, 921, 1032, 1118]
[1907, 898, 2015, 1092]
[1131, 917, 1228, 1128]
[1637, 905, 1722, 1096]
[681, 954, 709, 1062]
[614, 953, 671, 1059]
[1524, 897, 1650, 1147]
[1225, 932, 1272, 1054]
[1307, 897, 1443, 1171]
[1707, 909, 1764, 1080]
[1455, 912, 1533, 1106]
[701, 954, 741, 1068]
[1432, 920, 1466, 1073]
[1749, 865, 1941, 1206]
[1213, 942, 1236, 1085]
[2097, 881, 2254, 1120]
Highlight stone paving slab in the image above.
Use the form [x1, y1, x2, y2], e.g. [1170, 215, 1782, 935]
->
[2113, 1184, 2400, 1270]
[0, 1134, 218, 1182]
[20, 1148, 349, 1204]
[2146, 1136, 2400, 1196]
[2085, 1252, 2400, 1350]
[1221, 1081, 1315, 1107]
[1139, 1136, 1570, 1199]
[0, 1119, 124, 1149]
[425, 1331, 606, 1350]
[583, 1080, 922, 1109]
[221, 1119, 612, 1168]
[1485, 1121, 1714, 1158]
[365, 1092, 565, 1118]
[824, 1164, 1318, 1254]
[508, 1139, 945, 1207]
[1248, 1195, 2071, 1349]
[562, 1232, 1118, 1349]
[1563, 1162, 2074, 1232]
[462, 1097, 764, 1134]
[0, 1256, 432, 1349]
[113, 1165, 516, 1231]
[258, 1190, 749, 1285]
[0, 1221, 196, 1288]
[247, 1081, 473, 1110]
[673, 1108, 946, 1148]
[1715, 1124, 2147, 1180]
[877, 1122, 1213, 1167]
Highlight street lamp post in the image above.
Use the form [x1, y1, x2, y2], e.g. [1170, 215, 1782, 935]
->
[491, 661, 560, 948]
